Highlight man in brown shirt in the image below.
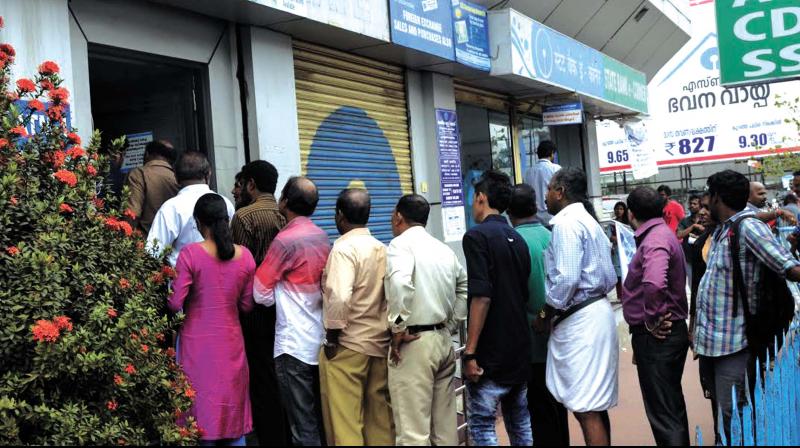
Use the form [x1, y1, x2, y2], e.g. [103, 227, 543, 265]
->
[124, 140, 179, 233]
[320, 188, 394, 446]
[230, 160, 289, 446]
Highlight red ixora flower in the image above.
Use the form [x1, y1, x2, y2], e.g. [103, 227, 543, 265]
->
[107, 307, 117, 318]
[9, 126, 27, 138]
[106, 400, 118, 411]
[48, 87, 69, 104]
[27, 99, 45, 112]
[161, 266, 177, 279]
[46, 104, 64, 121]
[5, 246, 20, 256]
[59, 203, 74, 214]
[166, 347, 176, 358]
[9, 196, 18, 206]
[67, 146, 85, 159]
[118, 278, 131, 289]
[124, 364, 136, 375]
[105, 217, 133, 237]
[93, 197, 105, 210]
[38, 60, 60, 76]
[53, 316, 73, 332]
[53, 169, 77, 187]
[16, 78, 36, 93]
[0, 138, 9, 148]
[86, 165, 98, 177]
[39, 79, 54, 91]
[140, 344, 149, 353]
[83, 284, 95, 296]
[184, 387, 196, 399]
[113, 374, 124, 386]
[32, 320, 60, 343]
[0, 43, 15, 57]
[123, 208, 137, 220]
[67, 132, 81, 145]
[178, 427, 191, 438]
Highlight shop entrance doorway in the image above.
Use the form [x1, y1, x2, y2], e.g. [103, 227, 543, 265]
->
[87, 45, 211, 194]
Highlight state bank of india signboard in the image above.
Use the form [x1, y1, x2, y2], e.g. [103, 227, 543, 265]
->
[716, 0, 800, 86]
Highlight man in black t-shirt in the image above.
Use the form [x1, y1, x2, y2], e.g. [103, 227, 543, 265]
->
[462, 170, 532, 446]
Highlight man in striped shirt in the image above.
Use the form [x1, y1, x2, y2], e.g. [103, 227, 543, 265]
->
[231, 160, 288, 446]
[695, 170, 800, 442]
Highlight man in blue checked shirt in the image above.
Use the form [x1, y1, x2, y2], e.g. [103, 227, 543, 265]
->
[695, 170, 800, 444]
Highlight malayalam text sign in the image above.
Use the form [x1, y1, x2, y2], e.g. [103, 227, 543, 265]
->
[716, 0, 800, 86]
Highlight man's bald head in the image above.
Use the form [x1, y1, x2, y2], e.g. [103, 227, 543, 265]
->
[280, 176, 319, 217]
[336, 188, 371, 226]
[749, 181, 768, 208]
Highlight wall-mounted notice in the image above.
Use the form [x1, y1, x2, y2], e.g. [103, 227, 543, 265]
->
[542, 102, 583, 126]
[436, 108, 467, 242]
[121, 131, 154, 173]
[390, 0, 454, 60]
[452, 0, 490, 71]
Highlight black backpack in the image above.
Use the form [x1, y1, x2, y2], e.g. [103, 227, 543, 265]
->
[729, 216, 795, 363]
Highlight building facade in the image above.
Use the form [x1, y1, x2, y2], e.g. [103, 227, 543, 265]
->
[0, 0, 690, 249]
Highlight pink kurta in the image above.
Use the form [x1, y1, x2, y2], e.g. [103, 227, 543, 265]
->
[169, 243, 256, 441]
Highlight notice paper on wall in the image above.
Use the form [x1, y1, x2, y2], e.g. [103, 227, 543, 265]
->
[121, 131, 154, 173]
[625, 120, 659, 180]
[615, 221, 636, 283]
[435, 108, 467, 242]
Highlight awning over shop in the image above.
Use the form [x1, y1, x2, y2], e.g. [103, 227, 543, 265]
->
[488, 8, 648, 116]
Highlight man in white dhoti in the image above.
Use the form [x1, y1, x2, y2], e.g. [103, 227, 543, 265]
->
[538, 167, 618, 446]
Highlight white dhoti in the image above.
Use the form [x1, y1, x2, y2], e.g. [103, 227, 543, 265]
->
[546, 298, 619, 413]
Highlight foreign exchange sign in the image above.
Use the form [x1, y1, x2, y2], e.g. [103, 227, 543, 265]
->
[716, 0, 800, 86]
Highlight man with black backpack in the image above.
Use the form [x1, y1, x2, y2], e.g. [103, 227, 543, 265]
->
[695, 170, 800, 443]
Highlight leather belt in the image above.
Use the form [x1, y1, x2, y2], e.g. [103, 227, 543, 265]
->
[553, 296, 606, 328]
[408, 323, 446, 334]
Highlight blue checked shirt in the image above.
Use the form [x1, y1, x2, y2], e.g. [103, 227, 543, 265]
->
[545, 203, 617, 310]
[694, 210, 800, 357]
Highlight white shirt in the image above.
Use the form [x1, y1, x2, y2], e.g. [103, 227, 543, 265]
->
[385, 226, 468, 334]
[545, 202, 617, 310]
[146, 184, 235, 266]
[526, 159, 561, 226]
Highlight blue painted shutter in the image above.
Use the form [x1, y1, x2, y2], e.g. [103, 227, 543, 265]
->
[294, 41, 413, 243]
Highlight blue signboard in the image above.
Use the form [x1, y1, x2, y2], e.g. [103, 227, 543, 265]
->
[529, 21, 604, 99]
[542, 102, 584, 126]
[452, 0, 490, 71]
[435, 108, 464, 207]
[389, 0, 454, 60]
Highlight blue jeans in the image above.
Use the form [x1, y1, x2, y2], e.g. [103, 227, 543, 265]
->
[467, 378, 532, 446]
[199, 436, 246, 446]
[274, 354, 323, 446]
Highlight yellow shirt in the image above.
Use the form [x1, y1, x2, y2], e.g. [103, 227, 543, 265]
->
[322, 228, 390, 358]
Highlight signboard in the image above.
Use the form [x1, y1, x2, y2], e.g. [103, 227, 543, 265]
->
[615, 221, 636, 283]
[490, 9, 648, 114]
[452, 0, 490, 71]
[600, 0, 800, 174]
[121, 131, 153, 173]
[435, 108, 467, 242]
[542, 102, 583, 126]
[715, 0, 800, 86]
[14, 100, 72, 136]
[251, 0, 390, 41]
[625, 120, 659, 180]
[390, 0, 454, 60]
[598, 120, 659, 179]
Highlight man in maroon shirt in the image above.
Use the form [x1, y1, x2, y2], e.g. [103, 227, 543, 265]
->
[658, 185, 686, 233]
[623, 186, 690, 446]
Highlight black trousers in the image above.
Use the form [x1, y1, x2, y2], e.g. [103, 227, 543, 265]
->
[631, 320, 691, 446]
[241, 306, 291, 446]
[527, 363, 570, 446]
[698, 350, 754, 446]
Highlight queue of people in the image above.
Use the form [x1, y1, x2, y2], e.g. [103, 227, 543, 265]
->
[123, 137, 800, 447]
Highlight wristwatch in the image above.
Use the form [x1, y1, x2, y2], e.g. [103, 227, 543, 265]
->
[539, 309, 547, 319]
[462, 353, 478, 362]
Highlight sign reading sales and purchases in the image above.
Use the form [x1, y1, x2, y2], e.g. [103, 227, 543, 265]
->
[600, 0, 800, 174]
[390, 0, 455, 60]
[715, 0, 800, 86]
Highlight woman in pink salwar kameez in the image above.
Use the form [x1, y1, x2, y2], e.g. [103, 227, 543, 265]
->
[169, 193, 256, 446]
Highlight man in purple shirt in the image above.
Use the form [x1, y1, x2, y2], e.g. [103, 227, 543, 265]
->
[622, 186, 690, 446]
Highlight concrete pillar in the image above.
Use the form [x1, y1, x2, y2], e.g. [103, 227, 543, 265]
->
[584, 118, 608, 219]
[240, 26, 301, 194]
[407, 70, 465, 258]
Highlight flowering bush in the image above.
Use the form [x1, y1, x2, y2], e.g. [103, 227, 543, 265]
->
[0, 17, 200, 445]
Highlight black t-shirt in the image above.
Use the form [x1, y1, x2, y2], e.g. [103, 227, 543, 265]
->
[462, 214, 532, 385]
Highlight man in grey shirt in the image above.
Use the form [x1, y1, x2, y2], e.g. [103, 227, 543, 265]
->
[525, 141, 561, 227]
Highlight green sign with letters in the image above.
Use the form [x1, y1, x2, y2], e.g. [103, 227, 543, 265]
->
[715, 0, 800, 86]
[602, 55, 648, 113]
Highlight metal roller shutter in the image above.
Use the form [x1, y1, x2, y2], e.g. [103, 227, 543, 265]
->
[294, 41, 413, 243]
